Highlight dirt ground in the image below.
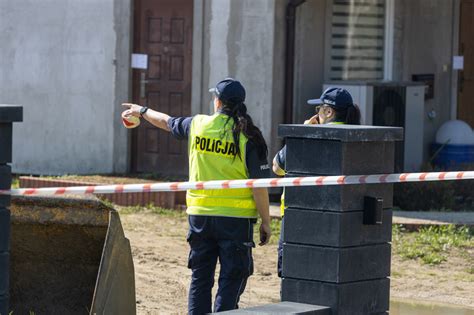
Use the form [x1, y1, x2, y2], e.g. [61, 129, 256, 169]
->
[120, 211, 474, 315]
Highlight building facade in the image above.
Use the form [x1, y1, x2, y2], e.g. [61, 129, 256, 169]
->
[1, 0, 472, 175]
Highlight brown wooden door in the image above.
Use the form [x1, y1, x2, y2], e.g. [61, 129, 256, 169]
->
[458, 0, 474, 128]
[132, 0, 193, 177]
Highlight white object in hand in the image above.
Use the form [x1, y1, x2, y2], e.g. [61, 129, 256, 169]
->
[121, 110, 141, 129]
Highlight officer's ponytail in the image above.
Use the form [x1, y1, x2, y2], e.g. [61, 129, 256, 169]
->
[334, 104, 361, 125]
[222, 101, 268, 161]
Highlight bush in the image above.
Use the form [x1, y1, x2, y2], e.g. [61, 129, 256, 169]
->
[393, 163, 474, 211]
[394, 181, 456, 211]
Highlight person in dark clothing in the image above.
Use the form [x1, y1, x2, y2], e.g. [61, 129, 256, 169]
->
[123, 78, 272, 314]
[273, 87, 361, 277]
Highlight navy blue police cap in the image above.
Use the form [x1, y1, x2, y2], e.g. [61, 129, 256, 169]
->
[209, 78, 246, 104]
[307, 87, 353, 109]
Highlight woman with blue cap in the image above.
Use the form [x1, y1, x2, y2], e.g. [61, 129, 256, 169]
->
[272, 87, 361, 277]
[122, 78, 271, 314]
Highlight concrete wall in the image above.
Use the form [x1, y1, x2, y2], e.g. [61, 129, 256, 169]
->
[293, 0, 327, 123]
[395, 0, 456, 162]
[271, 0, 288, 152]
[0, 0, 131, 175]
[200, 0, 287, 156]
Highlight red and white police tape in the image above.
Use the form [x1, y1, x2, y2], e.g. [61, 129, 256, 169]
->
[1, 171, 473, 196]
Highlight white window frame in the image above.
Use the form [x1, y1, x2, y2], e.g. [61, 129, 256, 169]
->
[324, 0, 395, 82]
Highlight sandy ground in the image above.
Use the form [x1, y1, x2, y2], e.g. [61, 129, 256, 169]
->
[120, 212, 474, 315]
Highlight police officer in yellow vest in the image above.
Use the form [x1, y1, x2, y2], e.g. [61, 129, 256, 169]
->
[123, 78, 271, 314]
[272, 87, 361, 277]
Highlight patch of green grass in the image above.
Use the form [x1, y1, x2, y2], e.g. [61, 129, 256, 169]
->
[97, 197, 115, 209]
[11, 176, 19, 189]
[117, 204, 283, 243]
[117, 204, 283, 245]
[148, 206, 186, 217]
[267, 218, 282, 245]
[115, 204, 142, 214]
[454, 272, 474, 283]
[252, 218, 281, 245]
[40, 172, 187, 183]
[392, 224, 473, 265]
[118, 204, 186, 217]
[391, 270, 402, 278]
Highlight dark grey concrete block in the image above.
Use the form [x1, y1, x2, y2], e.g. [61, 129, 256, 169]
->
[0, 125, 13, 164]
[281, 278, 390, 315]
[0, 252, 8, 296]
[285, 181, 393, 211]
[0, 295, 7, 315]
[284, 208, 392, 247]
[0, 196, 10, 210]
[279, 124, 403, 142]
[282, 243, 391, 283]
[216, 302, 331, 314]
[0, 165, 11, 208]
[285, 139, 395, 175]
[0, 165, 11, 190]
[0, 105, 19, 315]
[0, 105, 23, 123]
[0, 209, 10, 252]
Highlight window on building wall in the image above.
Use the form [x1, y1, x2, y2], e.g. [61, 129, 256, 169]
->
[329, 0, 385, 81]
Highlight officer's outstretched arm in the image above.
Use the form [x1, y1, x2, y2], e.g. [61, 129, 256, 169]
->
[122, 103, 171, 131]
[252, 188, 271, 246]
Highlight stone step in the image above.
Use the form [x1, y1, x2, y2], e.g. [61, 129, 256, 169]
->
[216, 301, 331, 314]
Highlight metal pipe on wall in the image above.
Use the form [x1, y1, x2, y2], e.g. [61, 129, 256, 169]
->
[284, 0, 306, 124]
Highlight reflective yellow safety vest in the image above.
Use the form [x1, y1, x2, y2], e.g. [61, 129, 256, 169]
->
[186, 113, 258, 218]
[280, 121, 345, 216]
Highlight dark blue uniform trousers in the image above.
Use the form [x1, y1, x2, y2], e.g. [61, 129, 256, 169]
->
[187, 215, 255, 315]
[277, 216, 285, 278]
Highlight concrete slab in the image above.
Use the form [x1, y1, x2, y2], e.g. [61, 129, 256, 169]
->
[284, 181, 393, 211]
[278, 124, 403, 142]
[0, 105, 23, 123]
[0, 165, 11, 207]
[285, 139, 395, 175]
[0, 209, 10, 252]
[282, 243, 391, 282]
[282, 278, 390, 315]
[284, 208, 392, 247]
[0, 125, 13, 164]
[271, 205, 474, 229]
[0, 252, 7, 296]
[216, 301, 331, 314]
